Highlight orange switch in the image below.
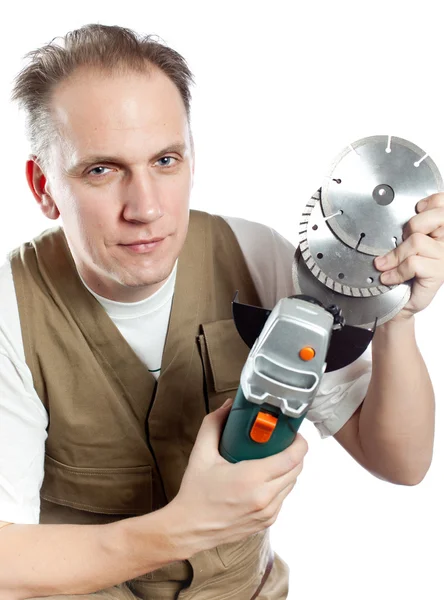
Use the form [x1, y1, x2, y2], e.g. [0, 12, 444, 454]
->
[250, 411, 278, 443]
[299, 346, 315, 361]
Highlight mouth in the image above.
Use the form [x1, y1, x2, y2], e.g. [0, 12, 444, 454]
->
[119, 237, 166, 254]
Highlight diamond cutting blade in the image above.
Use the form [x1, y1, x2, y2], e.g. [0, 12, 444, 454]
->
[299, 189, 395, 297]
[292, 248, 411, 329]
[321, 135, 443, 256]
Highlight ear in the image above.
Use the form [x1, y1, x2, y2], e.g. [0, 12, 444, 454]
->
[26, 157, 60, 220]
[190, 132, 195, 182]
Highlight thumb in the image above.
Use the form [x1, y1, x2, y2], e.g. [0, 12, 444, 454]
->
[193, 398, 234, 451]
[220, 397, 234, 410]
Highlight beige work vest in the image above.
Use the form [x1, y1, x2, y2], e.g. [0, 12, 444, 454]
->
[10, 210, 288, 598]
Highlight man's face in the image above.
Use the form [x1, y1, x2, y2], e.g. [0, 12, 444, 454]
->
[40, 66, 194, 302]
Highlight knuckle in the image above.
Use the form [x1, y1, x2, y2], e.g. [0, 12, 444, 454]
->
[265, 513, 278, 527]
[290, 435, 308, 464]
[430, 193, 444, 207]
[251, 490, 269, 512]
[293, 460, 304, 478]
[410, 232, 424, 251]
[297, 435, 309, 455]
[406, 255, 420, 271]
[261, 506, 276, 522]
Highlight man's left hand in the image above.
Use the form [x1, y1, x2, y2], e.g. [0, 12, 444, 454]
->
[374, 192, 444, 320]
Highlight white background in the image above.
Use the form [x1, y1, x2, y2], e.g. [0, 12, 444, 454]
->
[0, 1, 443, 598]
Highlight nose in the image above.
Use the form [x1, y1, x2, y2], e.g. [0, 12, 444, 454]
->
[122, 169, 164, 224]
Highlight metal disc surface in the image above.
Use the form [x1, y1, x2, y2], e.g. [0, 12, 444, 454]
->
[292, 249, 411, 329]
[321, 136, 443, 255]
[299, 189, 394, 296]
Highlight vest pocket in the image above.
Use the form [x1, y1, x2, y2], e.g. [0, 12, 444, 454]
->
[198, 318, 250, 413]
[41, 455, 153, 516]
[216, 530, 267, 568]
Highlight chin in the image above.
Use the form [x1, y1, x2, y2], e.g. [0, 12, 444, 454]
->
[119, 265, 174, 289]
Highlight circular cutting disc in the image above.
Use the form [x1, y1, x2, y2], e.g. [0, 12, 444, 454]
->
[293, 248, 411, 329]
[321, 135, 443, 255]
[299, 189, 394, 296]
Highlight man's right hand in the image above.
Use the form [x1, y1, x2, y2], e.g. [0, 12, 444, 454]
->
[0, 401, 306, 599]
[168, 399, 308, 556]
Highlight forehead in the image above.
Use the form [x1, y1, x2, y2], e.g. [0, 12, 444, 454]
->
[49, 66, 189, 161]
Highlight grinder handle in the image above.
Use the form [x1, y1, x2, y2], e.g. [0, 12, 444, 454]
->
[219, 385, 306, 463]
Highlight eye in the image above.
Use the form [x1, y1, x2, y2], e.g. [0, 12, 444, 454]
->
[88, 166, 112, 176]
[156, 156, 177, 167]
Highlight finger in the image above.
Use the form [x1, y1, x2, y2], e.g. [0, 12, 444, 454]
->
[247, 461, 303, 515]
[402, 207, 444, 240]
[266, 459, 304, 496]
[429, 225, 444, 240]
[192, 398, 234, 452]
[259, 479, 299, 527]
[267, 480, 297, 515]
[253, 483, 296, 529]
[374, 233, 443, 273]
[251, 470, 300, 516]
[416, 192, 444, 213]
[379, 255, 443, 286]
[239, 433, 308, 482]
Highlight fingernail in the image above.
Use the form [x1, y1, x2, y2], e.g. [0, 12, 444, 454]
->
[417, 199, 427, 212]
[380, 271, 391, 284]
[222, 398, 233, 408]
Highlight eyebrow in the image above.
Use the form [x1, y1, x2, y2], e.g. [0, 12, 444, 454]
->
[66, 142, 187, 175]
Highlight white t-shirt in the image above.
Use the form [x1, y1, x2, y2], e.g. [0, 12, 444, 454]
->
[0, 216, 372, 524]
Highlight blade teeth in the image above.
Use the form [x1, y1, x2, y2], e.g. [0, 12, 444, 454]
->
[312, 264, 321, 277]
[300, 185, 397, 300]
[318, 271, 327, 285]
[305, 256, 315, 270]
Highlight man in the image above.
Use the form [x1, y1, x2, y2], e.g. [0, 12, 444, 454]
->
[0, 23, 441, 600]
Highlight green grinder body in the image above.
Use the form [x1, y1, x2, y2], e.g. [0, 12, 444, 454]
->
[219, 385, 306, 463]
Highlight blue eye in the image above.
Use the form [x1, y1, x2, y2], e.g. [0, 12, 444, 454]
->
[89, 166, 111, 176]
[157, 156, 177, 167]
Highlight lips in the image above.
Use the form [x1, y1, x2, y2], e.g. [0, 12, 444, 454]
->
[121, 237, 164, 245]
[118, 236, 167, 255]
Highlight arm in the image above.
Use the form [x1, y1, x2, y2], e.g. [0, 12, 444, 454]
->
[0, 509, 184, 599]
[0, 402, 307, 600]
[334, 193, 444, 485]
[334, 316, 434, 485]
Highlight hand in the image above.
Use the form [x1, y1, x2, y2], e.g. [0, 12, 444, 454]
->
[170, 399, 307, 555]
[374, 192, 444, 320]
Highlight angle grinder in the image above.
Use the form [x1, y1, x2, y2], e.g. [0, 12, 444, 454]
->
[219, 135, 443, 462]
